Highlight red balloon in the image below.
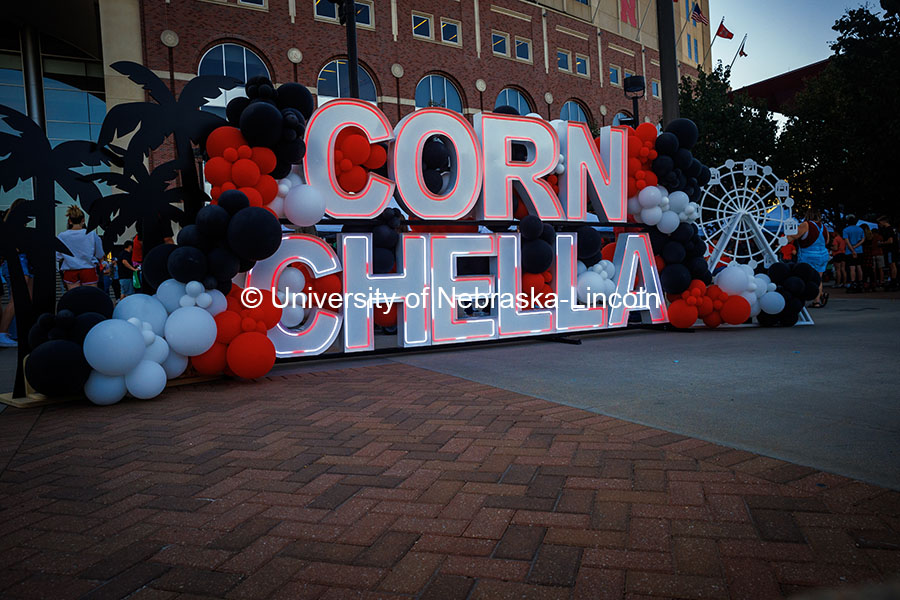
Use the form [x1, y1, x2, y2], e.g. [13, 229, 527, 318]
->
[627, 136, 642, 157]
[232, 158, 261, 188]
[338, 166, 368, 194]
[514, 200, 529, 220]
[249, 288, 282, 329]
[721, 295, 751, 325]
[221, 181, 236, 192]
[342, 134, 371, 165]
[627, 158, 642, 174]
[204, 156, 232, 186]
[215, 310, 242, 344]
[373, 303, 398, 327]
[697, 296, 714, 317]
[206, 126, 246, 158]
[339, 158, 354, 172]
[255, 174, 279, 204]
[668, 299, 698, 329]
[211, 186, 222, 201]
[241, 317, 257, 332]
[644, 172, 658, 187]
[522, 272, 544, 295]
[541, 270, 553, 283]
[309, 274, 342, 310]
[655, 255, 666, 271]
[363, 144, 387, 170]
[239, 186, 263, 207]
[237, 145, 253, 160]
[601, 243, 616, 262]
[636, 122, 658, 143]
[336, 126, 365, 150]
[706, 284, 725, 301]
[251, 146, 277, 174]
[191, 342, 228, 375]
[226, 332, 276, 379]
[226, 296, 242, 314]
[703, 312, 723, 328]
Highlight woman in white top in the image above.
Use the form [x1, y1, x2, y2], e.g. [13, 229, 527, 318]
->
[57, 205, 104, 290]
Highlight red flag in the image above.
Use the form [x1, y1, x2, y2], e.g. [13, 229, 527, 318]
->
[738, 37, 748, 57]
[716, 22, 735, 39]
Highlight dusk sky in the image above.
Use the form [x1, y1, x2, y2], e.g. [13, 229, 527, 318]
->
[705, 0, 866, 89]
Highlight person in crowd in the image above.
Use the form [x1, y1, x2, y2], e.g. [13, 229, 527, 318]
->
[118, 240, 138, 298]
[0, 200, 33, 348]
[780, 240, 797, 263]
[860, 224, 875, 290]
[108, 251, 121, 300]
[842, 215, 865, 292]
[870, 226, 885, 287]
[831, 230, 846, 288]
[877, 216, 897, 288]
[57, 205, 105, 290]
[789, 208, 830, 307]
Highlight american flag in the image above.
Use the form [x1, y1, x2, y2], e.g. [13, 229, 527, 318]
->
[691, 4, 710, 25]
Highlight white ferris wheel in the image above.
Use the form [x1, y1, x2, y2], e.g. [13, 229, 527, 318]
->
[698, 159, 798, 269]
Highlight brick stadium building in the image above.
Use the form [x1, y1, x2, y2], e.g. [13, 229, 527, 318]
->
[2, 0, 710, 211]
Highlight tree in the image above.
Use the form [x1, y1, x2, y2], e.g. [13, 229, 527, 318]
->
[97, 61, 239, 240]
[777, 1, 900, 219]
[678, 63, 778, 168]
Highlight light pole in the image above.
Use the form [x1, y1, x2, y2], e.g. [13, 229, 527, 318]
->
[623, 75, 646, 125]
[328, 0, 359, 98]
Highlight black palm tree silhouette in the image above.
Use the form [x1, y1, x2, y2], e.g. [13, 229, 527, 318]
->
[97, 61, 240, 226]
[0, 201, 71, 397]
[0, 104, 114, 319]
[87, 159, 185, 253]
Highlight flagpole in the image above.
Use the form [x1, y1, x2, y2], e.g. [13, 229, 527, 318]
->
[699, 16, 724, 68]
[634, 0, 655, 40]
[729, 34, 747, 71]
[675, 6, 692, 45]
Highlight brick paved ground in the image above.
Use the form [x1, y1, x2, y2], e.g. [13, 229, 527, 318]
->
[0, 363, 898, 600]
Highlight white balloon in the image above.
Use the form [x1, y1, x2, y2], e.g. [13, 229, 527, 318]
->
[576, 271, 614, 305]
[156, 279, 187, 314]
[668, 191, 689, 214]
[85, 371, 127, 406]
[753, 276, 769, 298]
[554, 162, 565, 175]
[641, 206, 663, 226]
[284, 184, 326, 227]
[144, 335, 170, 364]
[627, 195, 642, 215]
[114, 295, 168, 336]
[125, 360, 167, 400]
[205, 289, 228, 316]
[526, 112, 543, 120]
[657, 210, 680, 234]
[185, 281, 204, 297]
[638, 186, 663, 208]
[268, 195, 285, 218]
[84, 319, 146, 376]
[281, 304, 306, 328]
[179, 295, 196, 308]
[760, 291, 786, 314]
[576, 261, 587, 275]
[716, 265, 750, 295]
[164, 307, 217, 357]
[196, 292, 212, 308]
[161, 350, 188, 379]
[287, 172, 303, 187]
[141, 329, 156, 346]
[278, 267, 306, 295]
[277, 183, 291, 197]
[597, 260, 616, 278]
[741, 291, 761, 317]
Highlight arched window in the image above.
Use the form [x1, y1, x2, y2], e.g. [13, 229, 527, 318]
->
[197, 43, 270, 118]
[560, 100, 589, 124]
[495, 88, 532, 116]
[415, 74, 463, 113]
[316, 59, 377, 106]
[612, 111, 634, 126]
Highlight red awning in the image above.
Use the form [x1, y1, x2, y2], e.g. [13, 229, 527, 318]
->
[731, 59, 830, 114]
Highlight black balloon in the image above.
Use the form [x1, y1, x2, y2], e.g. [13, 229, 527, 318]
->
[176, 224, 213, 252]
[24, 340, 89, 397]
[757, 311, 779, 327]
[581, 248, 604, 268]
[662, 241, 686, 265]
[522, 239, 553, 274]
[270, 161, 292, 180]
[423, 138, 450, 169]
[510, 143, 528, 162]
[55, 309, 75, 329]
[649, 228, 670, 253]
[652, 155, 674, 176]
[72, 312, 105, 344]
[216, 278, 234, 294]
[423, 168, 443, 194]
[494, 105, 519, 115]
[217, 189, 251, 216]
[276, 82, 315, 120]
[660, 264, 691, 294]
[373, 247, 395, 274]
[275, 138, 306, 164]
[779, 308, 800, 327]
[576, 225, 602, 259]
[675, 148, 693, 171]
[57, 286, 114, 319]
[697, 166, 711, 186]
[239, 101, 283, 147]
[664, 118, 699, 150]
[168, 246, 208, 283]
[196, 204, 231, 241]
[540, 223, 556, 245]
[372, 224, 399, 249]
[519, 215, 543, 241]
[672, 223, 694, 244]
[208, 247, 241, 281]
[654, 132, 679, 156]
[802, 281, 820, 301]
[768, 262, 790, 284]
[782, 276, 805, 297]
[225, 96, 250, 127]
[203, 275, 219, 290]
[238, 257, 256, 273]
[687, 158, 702, 178]
[141, 243, 177, 288]
[227, 207, 283, 261]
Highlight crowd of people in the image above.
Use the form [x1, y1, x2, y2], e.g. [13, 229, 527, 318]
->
[0, 204, 148, 348]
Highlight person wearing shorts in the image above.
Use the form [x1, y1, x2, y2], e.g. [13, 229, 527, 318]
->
[118, 240, 137, 298]
[57, 205, 104, 290]
[842, 216, 865, 291]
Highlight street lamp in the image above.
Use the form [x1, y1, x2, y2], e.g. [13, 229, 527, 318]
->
[327, 0, 360, 98]
[623, 75, 646, 126]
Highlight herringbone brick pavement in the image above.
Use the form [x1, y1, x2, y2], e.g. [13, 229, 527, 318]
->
[0, 363, 898, 599]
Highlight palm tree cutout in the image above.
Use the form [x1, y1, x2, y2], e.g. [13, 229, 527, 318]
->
[87, 158, 185, 252]
[0, 201, 72, 398]
[97, 61, 240, 227]
[0, 104, 114, 320]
